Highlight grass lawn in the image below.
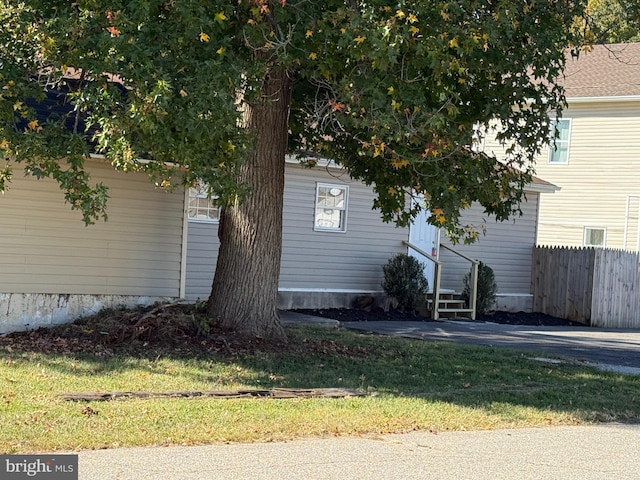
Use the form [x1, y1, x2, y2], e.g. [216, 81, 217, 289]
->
[1, 322, 639, 453]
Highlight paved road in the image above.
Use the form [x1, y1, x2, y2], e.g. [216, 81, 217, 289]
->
[341, 320, 640, 372]
[77, 424, 640, 479]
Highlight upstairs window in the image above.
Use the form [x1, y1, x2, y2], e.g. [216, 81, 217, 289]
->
[584, 227, 606, 248]
[314, 183, 348, 232]
[187, 184, 220, 223]
[549, 119, 571, 164]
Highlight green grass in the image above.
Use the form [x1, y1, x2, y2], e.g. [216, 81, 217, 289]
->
[1, 325, 639, 453]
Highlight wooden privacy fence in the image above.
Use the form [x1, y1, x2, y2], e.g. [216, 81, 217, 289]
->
[532, 246, 640, 328]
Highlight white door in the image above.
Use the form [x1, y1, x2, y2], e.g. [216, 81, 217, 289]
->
[408, 207, 440, 290]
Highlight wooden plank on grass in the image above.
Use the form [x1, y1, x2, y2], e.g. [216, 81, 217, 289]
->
[61, 388, 366, 402]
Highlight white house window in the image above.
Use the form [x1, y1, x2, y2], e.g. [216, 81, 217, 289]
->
[314, 183, 348, 232]
[584, 227, 606, 248]
[549, 119, 571, 164]
[188, 184, 220, 222]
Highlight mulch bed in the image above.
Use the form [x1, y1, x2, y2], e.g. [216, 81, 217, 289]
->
[294, 308, 585, 327]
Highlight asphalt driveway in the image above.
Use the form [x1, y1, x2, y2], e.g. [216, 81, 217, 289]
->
[340, 320, 640, 373]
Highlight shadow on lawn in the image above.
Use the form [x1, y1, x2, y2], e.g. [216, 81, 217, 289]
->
[1, 309, 639, 425]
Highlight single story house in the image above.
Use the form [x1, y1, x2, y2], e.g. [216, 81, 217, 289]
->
[0, 154, 555, 333]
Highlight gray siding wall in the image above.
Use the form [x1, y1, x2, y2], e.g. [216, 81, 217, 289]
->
[185, 163, 408, 300]
[185, 221, 219, 300]
[439, 194, 540, 295]
[0, 159, 184, 297]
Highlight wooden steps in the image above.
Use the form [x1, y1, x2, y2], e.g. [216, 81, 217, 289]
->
[427, 292, 474, 319]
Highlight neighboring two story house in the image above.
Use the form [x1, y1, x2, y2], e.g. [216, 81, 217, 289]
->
[518, 43, 640, 250]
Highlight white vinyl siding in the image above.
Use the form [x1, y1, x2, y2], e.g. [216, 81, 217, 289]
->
[0, 159, 184, 297]
[439, 194, 540, 295]
[185, 163, 408, 299]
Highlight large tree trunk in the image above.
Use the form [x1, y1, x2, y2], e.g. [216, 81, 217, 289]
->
[207, 69, 292, 339]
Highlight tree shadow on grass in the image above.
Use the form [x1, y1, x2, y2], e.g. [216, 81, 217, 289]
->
[2, 321, 639, 427]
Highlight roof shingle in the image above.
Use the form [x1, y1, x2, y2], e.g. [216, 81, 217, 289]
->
[559, 43, 640, 98]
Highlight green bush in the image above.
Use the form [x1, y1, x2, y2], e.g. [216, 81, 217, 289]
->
[382, 254, 429, 314]
[462, 261, 497, 315]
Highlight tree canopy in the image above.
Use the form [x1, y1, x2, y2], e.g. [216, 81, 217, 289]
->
[0, 1, 587, 337]
[587, 0, 640, 43]
[0, 0, 585, 239]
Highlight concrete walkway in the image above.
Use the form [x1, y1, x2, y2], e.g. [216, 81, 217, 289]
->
[77, 424, 640, 479]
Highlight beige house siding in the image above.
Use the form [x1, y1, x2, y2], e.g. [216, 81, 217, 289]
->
[185, 163, 408, 304]
[439, 195, 540, 298]
[533, 100, 640, 249]
[482, 99, 640, 250]
[0, 158, 184, 297]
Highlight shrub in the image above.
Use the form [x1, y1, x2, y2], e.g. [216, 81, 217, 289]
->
[462, 261, 497, 315]
[382, 254, 429, 314]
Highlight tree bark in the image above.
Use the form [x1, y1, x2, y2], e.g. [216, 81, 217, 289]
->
[207, 69, 292, 339]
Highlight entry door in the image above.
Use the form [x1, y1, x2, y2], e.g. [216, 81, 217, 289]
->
[408, 206, 440, 290]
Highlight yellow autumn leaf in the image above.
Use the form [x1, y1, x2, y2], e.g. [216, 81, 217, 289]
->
[391, 99, 401, 111]
[395, 10, 405, 18]
[199, 32, 210, 42]
[388, 187, 398, 195]
[387, 86, 395, 95]
[12, 101, 22, 111]
[308, 52, 317, 60]
[216, 47, 225, 55]
[441, 10, 450, 21]
[391, 159, 409, 169]
[215, 12, 227, 21]
[354, 36, 366, 44]
[449, 38, 458, 48]
[407, 13, 418, 23]
[306, 29, 313, 38]
[179, 88, 188, 97]
[409, 26, 420, 35]
[0, 139, 8, 149]
[27, 120, 39, 131]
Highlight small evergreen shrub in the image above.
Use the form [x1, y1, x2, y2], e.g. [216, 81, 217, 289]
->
[382, 254, 429, 314]
[462, 261, 497, 315]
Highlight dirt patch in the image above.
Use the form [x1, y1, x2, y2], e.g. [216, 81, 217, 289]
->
[294, 308, 586, 327]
